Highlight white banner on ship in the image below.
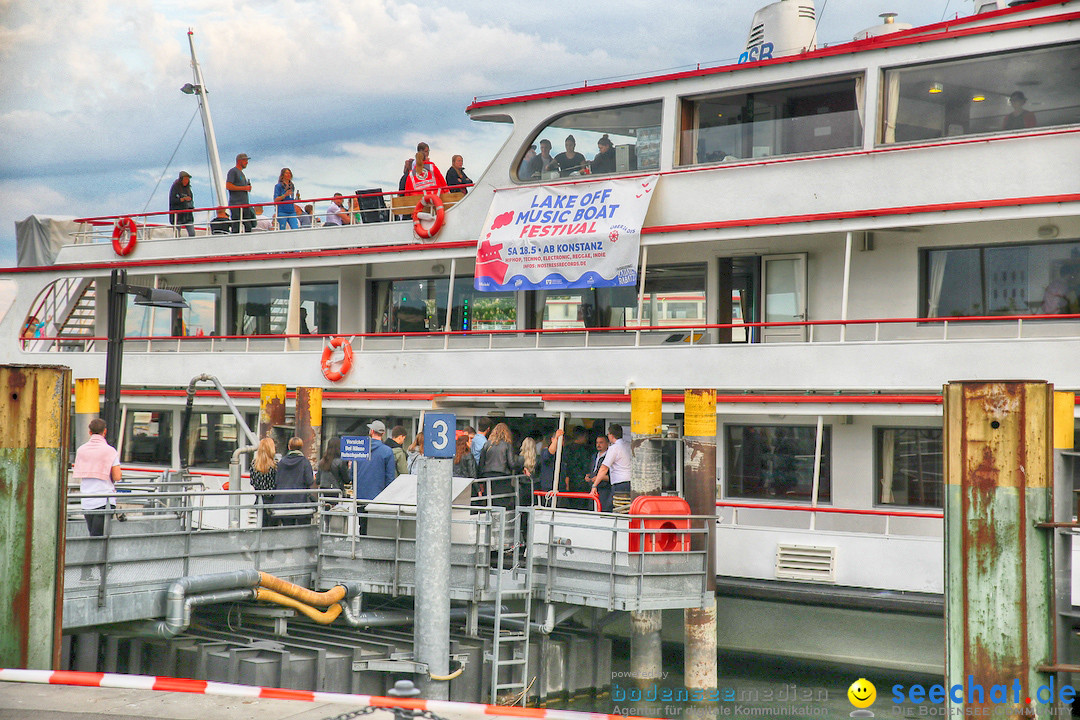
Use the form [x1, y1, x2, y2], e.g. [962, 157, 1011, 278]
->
[474, 175, 659, 292]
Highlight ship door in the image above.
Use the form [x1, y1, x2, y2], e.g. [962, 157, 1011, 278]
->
[761, 253, 807, 343]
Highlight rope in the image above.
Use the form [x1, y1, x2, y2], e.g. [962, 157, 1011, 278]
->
[142, 106, 200, 214]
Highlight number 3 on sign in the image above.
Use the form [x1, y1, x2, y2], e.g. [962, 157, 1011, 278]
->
[424, 413, 456, 458]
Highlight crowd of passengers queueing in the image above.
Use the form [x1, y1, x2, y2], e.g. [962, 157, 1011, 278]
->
[72, 414, 631, 536]
[166, 142, 472, 237]
[245, 417, 631, 526]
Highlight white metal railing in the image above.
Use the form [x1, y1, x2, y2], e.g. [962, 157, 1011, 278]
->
[21, 312, 1080, 355]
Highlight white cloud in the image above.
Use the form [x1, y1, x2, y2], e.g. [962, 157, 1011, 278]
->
[0, 0, 951, 262]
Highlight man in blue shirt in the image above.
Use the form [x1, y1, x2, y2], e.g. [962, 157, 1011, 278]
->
[354, 420, 397, 501]
[471, 417, 491, 463]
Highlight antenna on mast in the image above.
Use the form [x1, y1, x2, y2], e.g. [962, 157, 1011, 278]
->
[182, 28, 227, 208]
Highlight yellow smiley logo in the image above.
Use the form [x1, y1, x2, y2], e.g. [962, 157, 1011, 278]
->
[848, 678, 876, 709]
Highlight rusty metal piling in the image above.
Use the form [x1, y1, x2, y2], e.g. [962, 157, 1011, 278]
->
[683, 389, 717, 691]
[944, 381, 1057, 718]
[295, 387, 322, 467]
[259, 383, 286, 443]
[0, 364, 72, 670]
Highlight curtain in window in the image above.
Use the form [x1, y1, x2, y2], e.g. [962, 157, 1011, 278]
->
[880, 429, 895, 504]
[927, 252, 948, 318]
[883, 73, 900, 144]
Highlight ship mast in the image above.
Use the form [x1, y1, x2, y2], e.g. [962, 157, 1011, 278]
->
[184, 29, 227, 208]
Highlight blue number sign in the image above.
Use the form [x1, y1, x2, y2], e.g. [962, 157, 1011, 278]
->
[340, 436, 370, 460]
[423, 413, 456, 458]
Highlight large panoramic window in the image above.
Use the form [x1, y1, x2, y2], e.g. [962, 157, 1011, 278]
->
[922, 239, 1080, 318]
[371, 277, 516, 333]
[881, 42, 1080, 144]
[232, 283, 338, 336]
[876, 427, 943, 508]
[516, 100, 662, 181]
[680, 77, 861, 165]
[725, 425, 831, 501]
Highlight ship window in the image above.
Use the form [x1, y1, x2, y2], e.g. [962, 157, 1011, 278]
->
[881, 42, 1080, 144]
[122, 410, 172, 465]
[176, 287, 220, 336]
[515, 100, 662, 182]
[530, 263, 706, 330]
[232, 282, 338, 336]
[182, 412, 241, 469]
[371, 277, 516, 333]
[875, 427, 943, 508]
[724, 424, 831, 501]
[921, 239, 1080, 318]
[679, 77, 861, 165]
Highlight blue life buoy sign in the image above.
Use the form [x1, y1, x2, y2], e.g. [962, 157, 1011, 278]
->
[424, 413, 456, 458]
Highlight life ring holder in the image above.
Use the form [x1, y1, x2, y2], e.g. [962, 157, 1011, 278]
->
[413, 193, 445, 239]
[112, 217, 138, 256]
[321, 336, 354, 383]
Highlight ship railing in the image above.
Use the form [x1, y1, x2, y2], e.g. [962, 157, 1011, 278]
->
[22, 311, 1080, 354]
[717, 500, 942, 537]
[69, 186, 473, 243]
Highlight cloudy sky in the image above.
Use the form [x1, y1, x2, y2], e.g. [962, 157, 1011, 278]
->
[0, 0, 959, 265]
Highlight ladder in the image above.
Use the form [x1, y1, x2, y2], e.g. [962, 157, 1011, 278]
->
[487, 506, 533, 706]
[55, 280, 97, 350]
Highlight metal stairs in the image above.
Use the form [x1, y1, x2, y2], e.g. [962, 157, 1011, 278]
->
[55, 280, 98, 349]
[487, 510, 533, 706]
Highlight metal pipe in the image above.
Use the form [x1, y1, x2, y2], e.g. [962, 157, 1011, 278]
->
[841, 231, 853, 342]
[254, 587, 342, 624]
[229, 445, 256, 528]
[186, 29, 227, 208]
[133, 569, 262, 638]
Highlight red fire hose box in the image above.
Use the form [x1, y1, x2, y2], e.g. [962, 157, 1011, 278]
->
[629, 495, 691, 552]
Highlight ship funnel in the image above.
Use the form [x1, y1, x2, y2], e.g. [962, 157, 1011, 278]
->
[853, 12, 914, 40]
[739, 0, 817, 64]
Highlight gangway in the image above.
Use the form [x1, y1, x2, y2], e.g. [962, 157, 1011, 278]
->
[62, 479, 713, 704]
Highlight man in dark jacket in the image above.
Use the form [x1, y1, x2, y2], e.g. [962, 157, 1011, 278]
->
[355, 420, 397, 501]
[386, 425, 408, 477]
[169, 171, 195, 237]
[272, 436, 316, 525]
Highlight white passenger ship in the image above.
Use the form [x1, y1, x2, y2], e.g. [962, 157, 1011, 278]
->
[4, 0, 1080, 675]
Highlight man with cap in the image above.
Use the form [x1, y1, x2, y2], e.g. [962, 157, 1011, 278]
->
[169, 171, 195, 237]
[226, 152, 255, 233]
[354, 420, 397, 501]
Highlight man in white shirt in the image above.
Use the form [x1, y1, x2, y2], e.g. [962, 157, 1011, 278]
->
[590, 424, 630, 512]
[71, 417, 122, 537]
[325, 193, 351, 226]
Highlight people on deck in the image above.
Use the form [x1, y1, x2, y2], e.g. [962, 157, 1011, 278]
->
[549, 134, 587, 176]
[210, 207, 231, 234]
[405, 151, 440, 194]
[416, 142, 446, 188]
[253, 206, 273, 231]
[298, 204, 315, 227]
[562, 426, 595, 509]
[226, 153, 255, 233]
[1003, 91, 1036, 131]
[274, 168, 299, 230]
[354, 420, 396, 501]
[584, 434, 610, 510]
[519, 145, 537, 179]
[398, 158, 413, 192]
[471, 417, 491, 463]
[407, 432, 424, 474]
[478, 422, 520, 508]
[529, 139, 554, 178]
[387, 425, 409, 477]
[250, 437, 278, 527]
[72, 417, 121, 537]
[590, 134, 616, 175]
[169, 171, 195, 237]
[445, 155, 471, 194]
[454, 433, 478, 478]
[325, 193, 351, 226]
[590, 424, 629, 512]
[271, 437, 316, 525]
[518, 436, 538, 478]
[317, 437, 351, 500]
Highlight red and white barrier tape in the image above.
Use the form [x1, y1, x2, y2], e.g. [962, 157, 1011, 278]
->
[0, 669, 660, 720]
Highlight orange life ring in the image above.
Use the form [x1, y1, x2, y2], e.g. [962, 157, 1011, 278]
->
[413, 193, 445, 239]
[321, 336, 353, 383]
[112, 217, 138, 256]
